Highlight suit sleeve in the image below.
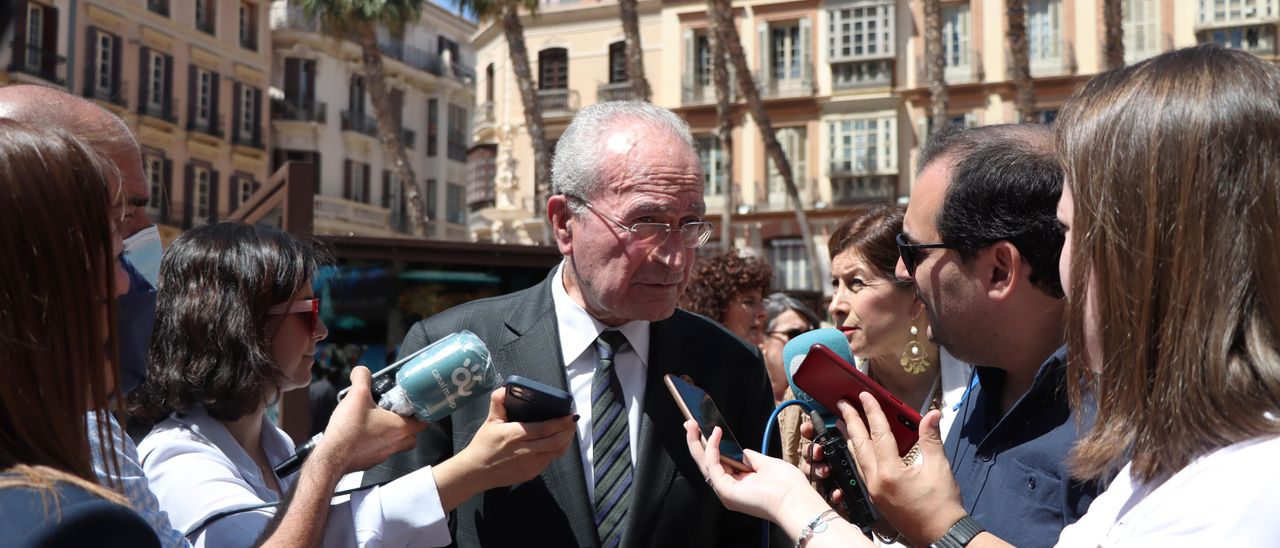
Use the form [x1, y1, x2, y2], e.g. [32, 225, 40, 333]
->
[362, 321, 457, 486]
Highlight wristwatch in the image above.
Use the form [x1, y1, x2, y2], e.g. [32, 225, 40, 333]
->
[929, 515, 985, 548]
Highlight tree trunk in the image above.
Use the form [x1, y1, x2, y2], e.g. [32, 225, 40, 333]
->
[1102, 0, 1124, 70]
[1007, 0, 1035, 122]
[923, 0, 949, 136]
[502, 4, 552, 218]
[618, 0, 652, 102]
[708, 2, 733, 248]
[355, 24, 425, 236]
[710, 0, 822, 292]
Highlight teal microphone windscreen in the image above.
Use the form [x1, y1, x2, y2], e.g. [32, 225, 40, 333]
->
[783, 328, 854, 423]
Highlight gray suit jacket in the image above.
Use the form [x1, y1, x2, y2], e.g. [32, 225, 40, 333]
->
[364, 272, 780, 548]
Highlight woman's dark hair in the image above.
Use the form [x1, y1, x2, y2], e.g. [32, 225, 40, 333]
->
[131, 222, 326, 425]
[827, 204, 910, 289]
[0, 118, 127, 499]
[680, 249, 772, 323]
[1058, 45, 1280, 482]
[764, 292, 821, 332]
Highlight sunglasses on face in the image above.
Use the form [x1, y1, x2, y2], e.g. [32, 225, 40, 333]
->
[768, 327, 811, 341]
[896, 233, 957, 277]
[267, 298, 321, 335]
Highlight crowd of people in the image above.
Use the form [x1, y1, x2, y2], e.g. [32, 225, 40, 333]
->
[1, 43, 1277, 548]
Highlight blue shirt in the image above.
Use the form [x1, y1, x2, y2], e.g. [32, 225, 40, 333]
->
[943, 346, 1103, 548]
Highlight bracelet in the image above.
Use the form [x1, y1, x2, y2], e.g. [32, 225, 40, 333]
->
[795, 508, 838, 548]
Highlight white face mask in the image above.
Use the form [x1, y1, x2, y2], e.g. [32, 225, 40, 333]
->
[122, 225, 163, 287]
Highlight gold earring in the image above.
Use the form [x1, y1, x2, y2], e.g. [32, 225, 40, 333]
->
[900, 324, 929, 374]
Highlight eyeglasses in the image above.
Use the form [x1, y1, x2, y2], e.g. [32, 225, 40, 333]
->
[896, 233, 957, 277]
[768, 327, 811, 341]
[575, 198, 714, 248]
[733, 296, 771, 309]
[267, 298, 321, 335]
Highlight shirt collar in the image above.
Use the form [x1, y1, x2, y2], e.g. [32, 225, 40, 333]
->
[174, 404, 296, 497]
[551, 261, 651, 368]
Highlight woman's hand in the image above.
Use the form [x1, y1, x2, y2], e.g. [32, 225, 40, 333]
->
[683, 420, 814, 522]
[316, 366, 428, 474]
[836, 393, 966, 547]
[433, 389, 577, 510]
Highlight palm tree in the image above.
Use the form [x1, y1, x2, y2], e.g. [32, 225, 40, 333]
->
[1006, 0, 1035, 122]
[923, 0, 949, 135]
[302, 0, 428, 236]
[707, 5, 734, 247]
[1103, 0, 1124, 70]
[618, 0, 652, 101]
[708, 0, 822, 291]
[456, 0, 552, 220]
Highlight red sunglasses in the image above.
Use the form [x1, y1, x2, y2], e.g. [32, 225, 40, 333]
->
[267, 298, 321, 334]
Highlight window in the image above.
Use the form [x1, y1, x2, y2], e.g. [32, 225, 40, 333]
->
[767, 238, 814, 291]
[196, 0, 216, 35]
[143, 154, 166, 219]
[1199, 0, 1278, 24]
[194, 167, 211, 220]
[25, 5, 42, 69]
[382, 171, 399, 209]
[485, 63, 494, 102]
[147, 52, 165, 113]
[426, 179, 438, 220]
[95, 32, 113, 97]
[1028, 0, 1062, 66]
[771, 24, 802, 81]
[1124, 0, 1161, 62]
[538, 48, 568, 89]
[238, 176, 257, 205]
[828, 2, 894, 60]
[696, 34, 713, 87]
[148, 0, 169, 17]
[239, 2, 257, 51]
[767, 127, 807, 205]
[447, 104, 468, 162]
[446, 183, 465, 224]
[196, 68, 212, 126]
[427, 98, 438, 156]
[1205, 25, 1276, 52]
[942, 4, 972, 77]
[466, 144, 497, 210]
[609, 41, 628, 83]
[828, 116, 896, 175]
[438, 36, 461, 64]
[696, 135, 725, 197]
[239, 85, 257, 141]
[348, 75, 366, 115]
[348, 162, 368, 203]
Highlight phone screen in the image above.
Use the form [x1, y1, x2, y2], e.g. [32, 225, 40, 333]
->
[665, 375, 747, 467]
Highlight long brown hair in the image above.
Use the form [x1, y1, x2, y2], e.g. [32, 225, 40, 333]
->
[0, 118, 126, 501]
[1056, 45, 1280, 483]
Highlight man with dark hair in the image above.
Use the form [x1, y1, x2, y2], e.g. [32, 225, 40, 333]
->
[843, 124, 1101, 548]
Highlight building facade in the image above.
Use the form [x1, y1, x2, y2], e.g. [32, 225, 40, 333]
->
[3, 0, 273, 243]
[268, 0, 476, 240]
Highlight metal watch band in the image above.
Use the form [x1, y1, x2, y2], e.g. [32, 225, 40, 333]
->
[929, 515, 985, 548]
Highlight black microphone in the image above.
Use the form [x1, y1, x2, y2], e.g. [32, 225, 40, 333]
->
[274, 331, 499, 477]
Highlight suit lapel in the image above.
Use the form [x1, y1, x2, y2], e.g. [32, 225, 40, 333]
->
[493, 275, 601, 547]
[620, 318, 682, 548]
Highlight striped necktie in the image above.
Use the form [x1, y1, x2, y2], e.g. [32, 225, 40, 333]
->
[592, 330, 631, 548]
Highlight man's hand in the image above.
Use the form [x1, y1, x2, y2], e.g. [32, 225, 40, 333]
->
[836, 393, 966, 547]
[433, 389, 577, 511]
[314, 366, 428, 474]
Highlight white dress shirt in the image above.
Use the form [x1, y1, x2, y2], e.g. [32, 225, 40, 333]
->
[137, 405, 450, 548]
[1056, 434, 1280, 546]
[550, 263, 650, 499]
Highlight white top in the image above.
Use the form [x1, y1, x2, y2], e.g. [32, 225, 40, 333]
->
[88, 412, 190, 548]
[1056, 434, 1280, 547]
[937, 347, 974, 441]
[551, 262, 651, 499]
[137, 405, 450, 548]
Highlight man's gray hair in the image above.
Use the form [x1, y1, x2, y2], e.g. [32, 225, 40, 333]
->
[551, 101, 697, 208]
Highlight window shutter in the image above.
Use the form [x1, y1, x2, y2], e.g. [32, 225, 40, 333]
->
[229, 175, 240, 212]
[757, 21, 769, 89]
[42, 5, 59, 75]
[163, 54, 174, 117]
[253, 88, 263, 146]
[210, 72, 221, 136]
[111, 35, 122, 101]
[161, 158, 173, 224]
[362, 164, 371, 204]
[683, 28, 695, 98]
[799, 17, 812, 90]
[208, 170, 220, 221]
[231, 81, 242, 141]
[343, 159, 352, 199]
[83, 27, 97, 95]
[183, 164, 194, 229]
[382, 170, 391, 209]
[284, 58, 299, 103]
[187, 64, 197, 127]
[138, 46, 150, 113]
[304, 60, 316, 105]
[13, 2, 28, 71]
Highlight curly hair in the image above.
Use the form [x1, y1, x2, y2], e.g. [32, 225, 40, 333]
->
[130, 222, 327, 425]
[679, 249, 773, 323]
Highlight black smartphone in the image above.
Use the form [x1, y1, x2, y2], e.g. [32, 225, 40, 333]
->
[663, 374, 752, 473]
[503, 375, 573, 422]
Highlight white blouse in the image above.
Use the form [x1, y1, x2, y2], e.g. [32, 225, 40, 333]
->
[1056, 434, 1280, 547]
[137, 405, 450, 548]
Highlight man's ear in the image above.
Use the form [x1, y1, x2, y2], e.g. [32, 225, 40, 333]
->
[548, 195, 574, 255]
[983, 241, 1022, 302]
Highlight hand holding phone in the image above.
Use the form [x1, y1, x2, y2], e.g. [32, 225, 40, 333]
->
[792, 344, 922, 457]
[664, 374, 752, 473]
[502, 375, 573, 422]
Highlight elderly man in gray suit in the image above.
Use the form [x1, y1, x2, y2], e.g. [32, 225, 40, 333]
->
[365, 101, 778, 547]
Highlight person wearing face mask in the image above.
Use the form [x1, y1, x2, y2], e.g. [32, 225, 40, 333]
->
[0, 85, 187, 547]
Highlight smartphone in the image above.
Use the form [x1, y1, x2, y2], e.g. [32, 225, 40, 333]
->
[791, 344, 923, 457]
[663, 374, 752, 473]
[503, 375, 573, 422]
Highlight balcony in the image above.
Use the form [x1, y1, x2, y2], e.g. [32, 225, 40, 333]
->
[831, 59, 894, 90]
[474, 101, 494, 133]
[271, 98, 327, 123]
[313, 194, 394, 236]
[681, 82, 736, 106]
[1025, 41, 1077, 77]
[270, 5, 320, 32]
[188, 113, 224, 138]
[241, 31, 258, 52]
[466, 149, 497, 210]
[538, 88, 579, 117]
[138, 99, 177, 124]
[597, 81, 640, 102]
[1198, 24, 1277, 54]
[831, 174, 896, 206]
[232, 130, 265, 149]
[759, 72, 814, 99]
[915, 52, 985, 86]
[1196, 1, 1280, 30]
[340, 109, 378, 138]
[8, 43, 67, 86]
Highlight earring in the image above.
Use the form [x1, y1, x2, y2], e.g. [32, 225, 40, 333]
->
[900, 324, 930, 374]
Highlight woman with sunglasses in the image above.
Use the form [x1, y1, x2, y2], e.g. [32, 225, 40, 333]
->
[131, 222, 577, 547]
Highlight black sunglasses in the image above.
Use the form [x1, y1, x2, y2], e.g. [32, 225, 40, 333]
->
[896, 233, 957, 277]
